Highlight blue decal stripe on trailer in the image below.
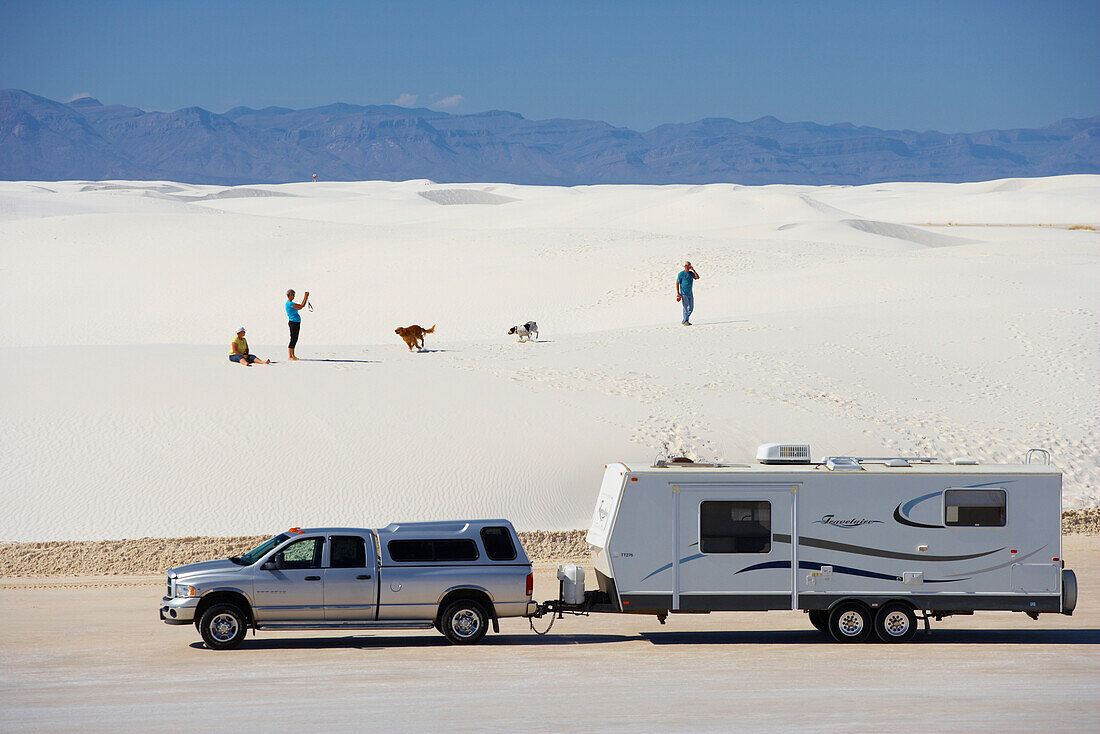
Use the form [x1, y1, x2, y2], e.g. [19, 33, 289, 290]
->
[639, 553, 705, 582]
[894, 489, 946, 528]
[734, 560, 970, 583]
[640, 536, 1000, 582]
[774, 533, 1001, 562]
[941, 544, 1046, 578]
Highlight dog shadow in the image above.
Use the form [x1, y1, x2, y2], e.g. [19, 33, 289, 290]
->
[414, 348, 449, 354]
[300, 358, 377, 364]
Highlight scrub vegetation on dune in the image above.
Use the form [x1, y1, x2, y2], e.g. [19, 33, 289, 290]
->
[0, 176, 1097, 543]
[0, 531, 590, 578]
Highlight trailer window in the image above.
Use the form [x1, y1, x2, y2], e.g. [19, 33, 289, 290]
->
[480, 527, 518, 561]
[945, 489, 1006, 527]
[388, 539, 480, 562]
[700, 501, 771, 553]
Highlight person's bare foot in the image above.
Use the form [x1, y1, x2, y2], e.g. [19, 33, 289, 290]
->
[288, 356, 300, 361]
[262, 359, 271, 364]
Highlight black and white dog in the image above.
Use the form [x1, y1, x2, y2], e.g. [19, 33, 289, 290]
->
[508, 321, 539, 342]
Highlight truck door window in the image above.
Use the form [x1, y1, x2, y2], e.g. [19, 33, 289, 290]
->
[945, 489, 1006, 527]
[700, 501, 772, 553]
[330, 536, 367, 568]
[277, 537, 324, 569]
[480, 527, 518, 561]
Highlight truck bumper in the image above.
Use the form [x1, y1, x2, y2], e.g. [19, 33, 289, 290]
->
[160, 595, 200, 625]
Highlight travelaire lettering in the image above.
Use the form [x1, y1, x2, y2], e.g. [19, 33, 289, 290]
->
[813, 514, 883, 528]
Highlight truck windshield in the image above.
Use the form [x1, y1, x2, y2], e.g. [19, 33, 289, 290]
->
[233, 534, 290, 566]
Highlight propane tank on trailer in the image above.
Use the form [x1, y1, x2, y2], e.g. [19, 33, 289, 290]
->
[557, 564, 585, 605]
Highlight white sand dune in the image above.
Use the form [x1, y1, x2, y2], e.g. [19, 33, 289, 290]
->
[842, 218, 979, 247]
[418, 188, 518, 205]
[1, 176, 1097, 542]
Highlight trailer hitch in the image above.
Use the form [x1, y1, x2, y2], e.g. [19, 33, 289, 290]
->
[527, 590, 617, 634]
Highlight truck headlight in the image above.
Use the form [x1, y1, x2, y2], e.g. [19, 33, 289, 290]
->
[174, 584, 198, 598]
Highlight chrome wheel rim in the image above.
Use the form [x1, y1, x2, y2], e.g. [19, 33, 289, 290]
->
[882, 610, 910, 637]
[210, 613, 239, 642]
[837, 610, 865, 637]
[451, 609, 480, 638]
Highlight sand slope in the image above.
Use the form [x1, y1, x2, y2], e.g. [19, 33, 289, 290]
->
[1, 177, 1097, 541]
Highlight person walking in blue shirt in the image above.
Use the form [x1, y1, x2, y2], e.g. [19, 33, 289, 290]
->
[285, 288, 309, 360]
[676, 261, 700, 325]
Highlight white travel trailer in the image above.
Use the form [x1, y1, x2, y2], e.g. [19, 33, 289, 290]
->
[540, 445, 1077, 643]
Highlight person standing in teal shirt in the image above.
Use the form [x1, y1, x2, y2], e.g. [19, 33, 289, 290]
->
[676, 261, 700, 325]
[285, 288, 309, 360]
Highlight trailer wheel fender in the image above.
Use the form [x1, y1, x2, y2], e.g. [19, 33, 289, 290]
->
[823, 597, 917, 614]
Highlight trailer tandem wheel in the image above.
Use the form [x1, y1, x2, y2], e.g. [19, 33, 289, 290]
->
[828, 602, 873, 643]
[874, 602, 918, 643]
[808, 609, 829, 633]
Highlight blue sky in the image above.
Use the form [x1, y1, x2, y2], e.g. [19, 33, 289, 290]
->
[2, 0, 1097, 131]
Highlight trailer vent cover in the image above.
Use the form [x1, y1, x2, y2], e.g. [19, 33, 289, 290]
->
[757, 443, 812, 465]
[823, 456, 863, 471]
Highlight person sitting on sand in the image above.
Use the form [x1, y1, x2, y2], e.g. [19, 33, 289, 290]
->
[230, 327, 270, 366]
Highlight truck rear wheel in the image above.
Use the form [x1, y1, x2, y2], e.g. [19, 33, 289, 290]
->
[808, 610, 829, 633]
[828, 602, 872, 643]
[440, 600, 489, 644]
[874, 602, 917, 643]
[198, 603, 248, 650]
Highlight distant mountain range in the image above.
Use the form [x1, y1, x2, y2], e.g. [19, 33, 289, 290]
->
[2, 89, 1097, 185]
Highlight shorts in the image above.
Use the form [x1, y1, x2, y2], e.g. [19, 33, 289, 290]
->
[230, 354, 257, 363]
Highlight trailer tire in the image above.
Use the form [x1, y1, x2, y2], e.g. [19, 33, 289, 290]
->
[874, 602, 917, 643]
[828, 602, 872, 643]
[808, 609, 829, 633]
[1062, 569, 1077, 615]
[440, 599, 489, 644]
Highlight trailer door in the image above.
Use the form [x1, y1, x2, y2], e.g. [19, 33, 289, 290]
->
[672, 484, 797, 611]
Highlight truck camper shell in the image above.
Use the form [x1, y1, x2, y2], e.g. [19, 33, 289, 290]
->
[568, 446, 1076, 642]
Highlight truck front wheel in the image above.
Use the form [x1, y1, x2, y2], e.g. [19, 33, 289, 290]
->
[198, 603, 248, 650]
[440, 600, 489, 644]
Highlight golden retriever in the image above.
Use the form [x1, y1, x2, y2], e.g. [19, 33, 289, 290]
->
[395, 324, 435, 351]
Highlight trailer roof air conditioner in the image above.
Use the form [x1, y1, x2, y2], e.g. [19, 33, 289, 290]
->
[756, 443, 812, 465]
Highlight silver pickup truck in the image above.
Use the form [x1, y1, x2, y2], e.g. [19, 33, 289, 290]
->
[160, 520, 533, 648]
